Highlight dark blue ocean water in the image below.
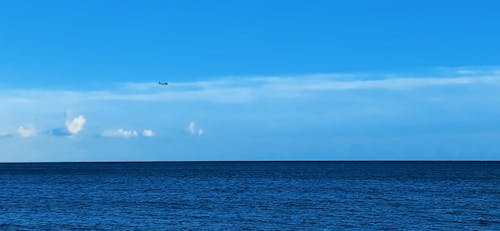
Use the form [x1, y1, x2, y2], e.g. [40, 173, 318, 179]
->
[0, 161, 498, 230]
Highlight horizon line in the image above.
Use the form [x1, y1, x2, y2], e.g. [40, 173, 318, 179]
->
[0, 160, 498, 164]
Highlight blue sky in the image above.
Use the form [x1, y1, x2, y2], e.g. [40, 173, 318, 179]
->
[1, 1, 500, 161]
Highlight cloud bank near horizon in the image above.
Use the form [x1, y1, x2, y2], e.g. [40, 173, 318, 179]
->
[2, 67, 500, 161]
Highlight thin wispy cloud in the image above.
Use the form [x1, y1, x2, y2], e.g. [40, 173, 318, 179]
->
[2, 67, 500, 104]
[0, 132, 13, 139]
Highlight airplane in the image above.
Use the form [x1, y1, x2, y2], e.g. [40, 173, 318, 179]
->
[158, 81, 169, 86]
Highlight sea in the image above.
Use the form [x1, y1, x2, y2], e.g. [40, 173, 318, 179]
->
[0, 161, 498, 230]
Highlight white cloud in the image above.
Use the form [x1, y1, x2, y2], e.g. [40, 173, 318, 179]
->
[66, 115, 86, 135]
[142, 129, 154, 137]
[102, 129, 154, 138]
[187, 122, 195, 133]
[102, 129, 138, 138]
[17, 126, 37, 138]
[186, 122, 203, 136]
